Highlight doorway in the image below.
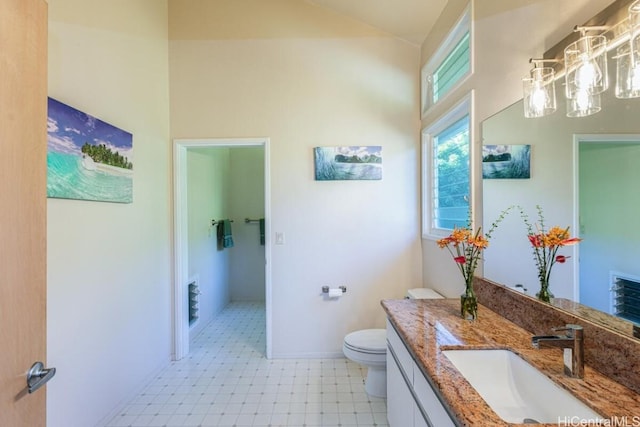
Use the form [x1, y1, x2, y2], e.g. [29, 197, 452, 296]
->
[575, 134, 640, 314]
[173, 138, 272, 360]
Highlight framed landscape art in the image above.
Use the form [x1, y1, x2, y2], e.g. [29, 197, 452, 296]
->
[47, 97, 133, 203]
[314, 146, 382, 181]
[482, 144, 531, 179]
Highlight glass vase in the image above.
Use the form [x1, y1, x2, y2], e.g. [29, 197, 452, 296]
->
[460, 277, 478, 320]
[536, 277, 554, 303]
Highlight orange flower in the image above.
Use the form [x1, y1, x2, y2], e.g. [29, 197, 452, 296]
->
[470, 235, 489, 249]
[450, 227, 471, 244]
[542, 226, 570, 247]
[436, 236, 453, 248]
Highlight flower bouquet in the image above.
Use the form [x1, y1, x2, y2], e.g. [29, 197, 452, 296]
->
[437, 208, 511, 320]
[520, 205, 581, 302]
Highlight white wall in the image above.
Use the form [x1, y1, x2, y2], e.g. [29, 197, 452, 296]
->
[419, 0, 614, 297]
[229, 148, 266, 302]
[169, 0, 422, 357]
[187, 148, 231, 336]
[47, 1, 171, 426]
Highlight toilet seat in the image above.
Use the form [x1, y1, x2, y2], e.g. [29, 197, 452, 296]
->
[343, 329, 386, 354]
[342, 328, 387, 397]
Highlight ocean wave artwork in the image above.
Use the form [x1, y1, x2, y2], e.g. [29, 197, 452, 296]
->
[482, 144, 531, 180]
[314, 146, 382, 181]
[47, 97, 133, 203]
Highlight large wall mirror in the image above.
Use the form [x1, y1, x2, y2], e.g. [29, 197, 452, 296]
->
[482, 33, 640, 339]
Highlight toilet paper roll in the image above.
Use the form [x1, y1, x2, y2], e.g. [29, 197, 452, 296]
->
[328, 288, 343, 298]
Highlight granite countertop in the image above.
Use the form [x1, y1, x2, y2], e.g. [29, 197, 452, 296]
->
[381, 298, 640, 427]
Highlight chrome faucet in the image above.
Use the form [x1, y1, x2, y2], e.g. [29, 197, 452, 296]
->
[531, 324, 584, 378]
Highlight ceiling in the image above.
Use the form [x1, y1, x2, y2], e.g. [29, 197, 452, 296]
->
[307, 0, 449, 45]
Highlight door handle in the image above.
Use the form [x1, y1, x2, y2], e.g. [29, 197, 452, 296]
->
[27, 361, 56, 394]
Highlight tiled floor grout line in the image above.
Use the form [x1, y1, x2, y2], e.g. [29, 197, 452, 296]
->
[105, 302, 388, 427]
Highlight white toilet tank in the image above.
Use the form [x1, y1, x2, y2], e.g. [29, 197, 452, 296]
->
[406, 288, 444, 299]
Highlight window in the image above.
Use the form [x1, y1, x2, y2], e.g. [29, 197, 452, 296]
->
[421, 6, 471, 116]
[432, 33, 470, 104]
[423, 96, 471, 238]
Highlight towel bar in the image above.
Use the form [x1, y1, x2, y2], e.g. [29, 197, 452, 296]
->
[211, 219, 234, 226]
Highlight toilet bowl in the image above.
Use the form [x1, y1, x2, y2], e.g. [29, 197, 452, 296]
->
[343, 288, 444, 398]
[343, 329, 387, 397]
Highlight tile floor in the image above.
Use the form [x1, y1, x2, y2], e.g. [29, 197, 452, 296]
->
[105, 302, 388, 427]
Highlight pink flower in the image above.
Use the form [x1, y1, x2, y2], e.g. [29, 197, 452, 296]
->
[454, 256, 466, 264]
[560, 237, 581, 246]
[528, 234, 543, 248]
[555, 255, 570, 263]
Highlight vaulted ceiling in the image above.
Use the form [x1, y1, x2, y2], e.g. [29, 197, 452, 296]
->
[307, 0, 449, 45]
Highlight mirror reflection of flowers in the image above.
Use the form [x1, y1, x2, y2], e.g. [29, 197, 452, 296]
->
[437, 208, 512, 320]
[520, 205, 581, 303]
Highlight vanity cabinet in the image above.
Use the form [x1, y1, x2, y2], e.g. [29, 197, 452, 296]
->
[387, 341, 415, 427]
[386, 320, 456, 427]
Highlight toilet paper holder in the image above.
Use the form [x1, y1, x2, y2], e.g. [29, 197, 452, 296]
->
[322, 286, 346, 294]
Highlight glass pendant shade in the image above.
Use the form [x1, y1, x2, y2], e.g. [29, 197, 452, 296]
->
[616, 1, 640, 98]
[523, 67, 557, 118]
[564, 34, 608, 99]
[566, 90, 601, 117]
[615, 43, 640, 98]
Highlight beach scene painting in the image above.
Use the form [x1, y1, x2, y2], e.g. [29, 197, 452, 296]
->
[482, 144, 531, 179]
[47, 97, 133, 203]
[314, 146, 382, 181]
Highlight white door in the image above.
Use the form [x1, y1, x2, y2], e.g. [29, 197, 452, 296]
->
[0, 1, 49, 425]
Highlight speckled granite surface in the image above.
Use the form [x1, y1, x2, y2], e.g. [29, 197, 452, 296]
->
[381, 298, 640, 427]
[551, 297, 635, 338]
[474, 278, 640, 394]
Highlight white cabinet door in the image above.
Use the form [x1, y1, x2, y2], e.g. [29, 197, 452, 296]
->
[414, 405, 429, 427]
[414, 366, 456, 427]
[386, 349, 415, 427]
[386, 319, 456, 427]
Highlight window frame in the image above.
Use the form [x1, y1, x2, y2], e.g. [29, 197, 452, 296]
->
[421, 5, 472, 117]
[422, 93, 473, 239]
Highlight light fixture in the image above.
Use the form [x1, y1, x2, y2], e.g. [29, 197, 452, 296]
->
[522, 59, 558, 118]
[521, 0, 640, 119]
[566, 90, 601, 117]
[616, 0, 640, 98]
[564, 26, 609, 100]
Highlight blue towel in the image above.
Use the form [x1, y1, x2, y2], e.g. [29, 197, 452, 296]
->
[217, 220, 234, 249]
[259, 218, 265, 245]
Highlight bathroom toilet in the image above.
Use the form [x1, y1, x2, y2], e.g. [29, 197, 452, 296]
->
[406, 287, 445, 300]
[343, 288, 444, 398]
[343, 329, 387, 397]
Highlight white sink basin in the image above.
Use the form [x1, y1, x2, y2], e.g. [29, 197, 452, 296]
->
[442, 349, 603, 424]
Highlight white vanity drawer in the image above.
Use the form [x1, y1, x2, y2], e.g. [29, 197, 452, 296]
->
[386, 318, 457, 427]
[386, 319, 413, 382]
[413, 366, 456, 427]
